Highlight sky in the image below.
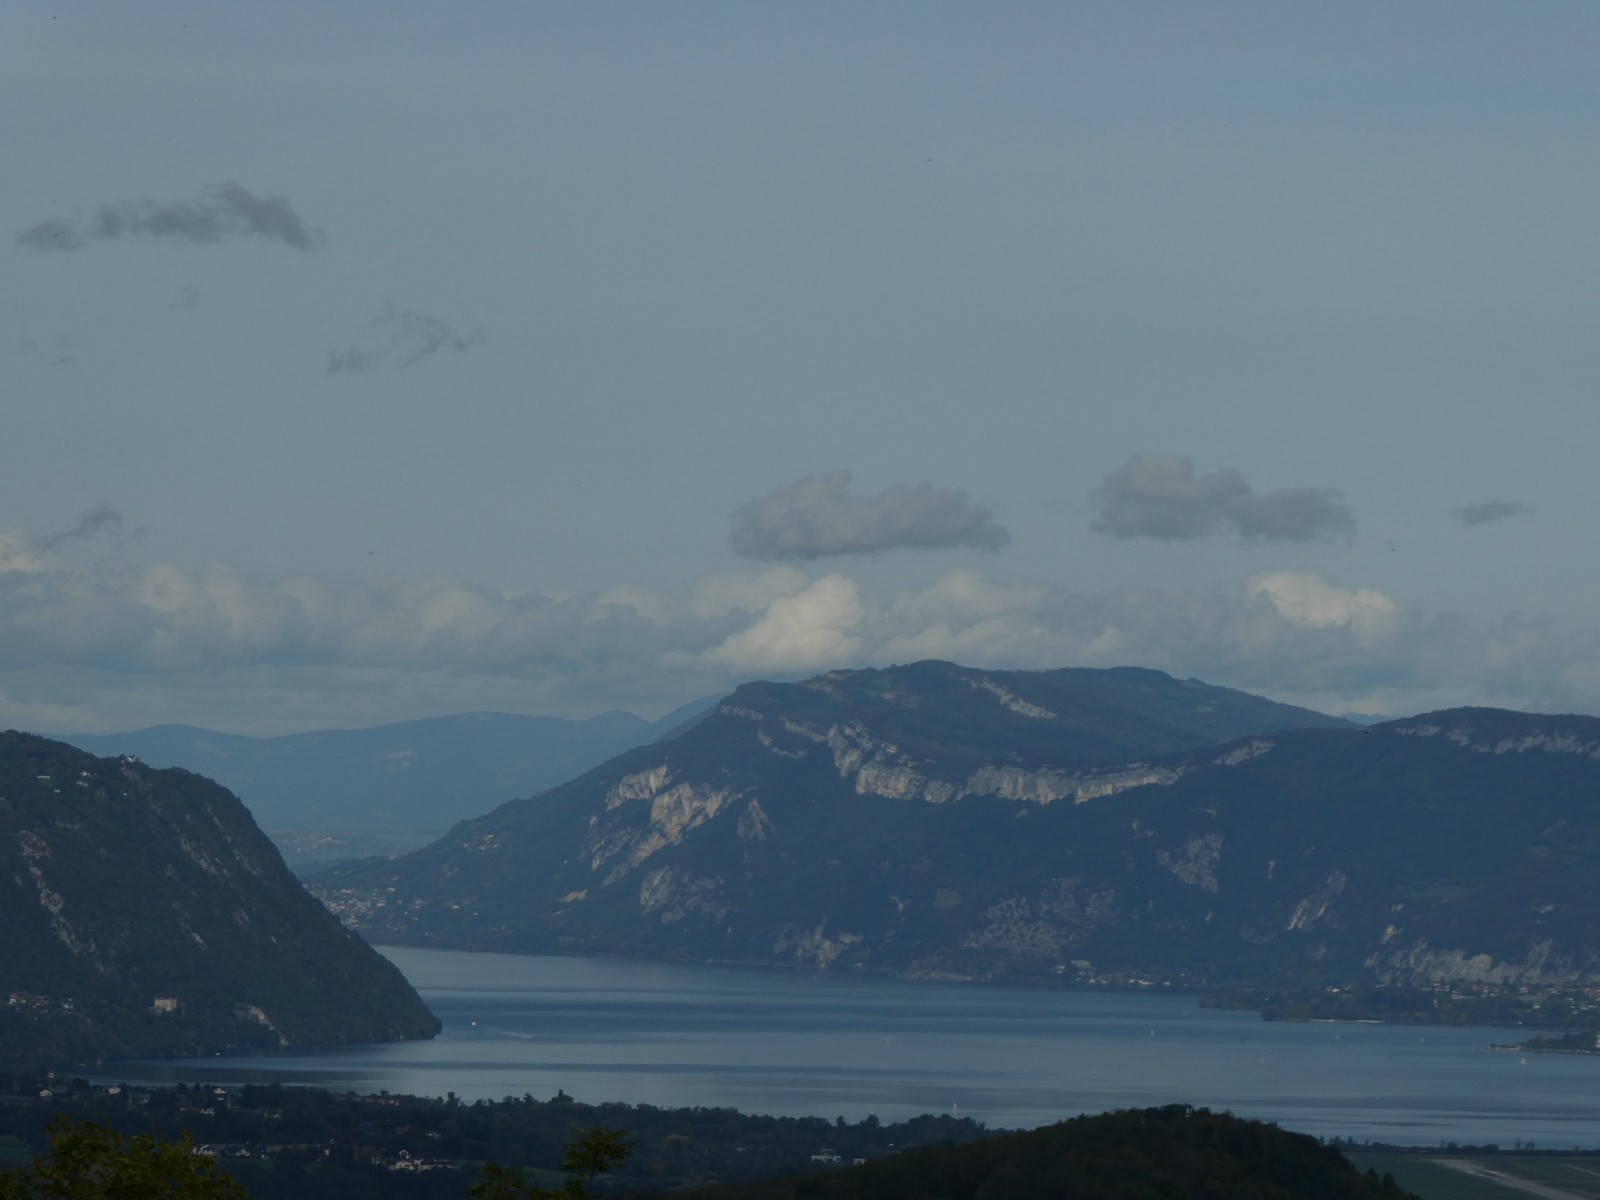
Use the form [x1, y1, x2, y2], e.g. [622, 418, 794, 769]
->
[4, 2, 1600, 735]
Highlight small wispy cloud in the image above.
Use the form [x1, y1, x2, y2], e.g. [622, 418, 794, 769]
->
[34, 503, 133, 552]
[1090, 454, 1354, 543]
[17, 182, 324, 252]
[327, 307, 481, 376]
[730, 470, 1010, 560]
[1452, 499, 1526, 527]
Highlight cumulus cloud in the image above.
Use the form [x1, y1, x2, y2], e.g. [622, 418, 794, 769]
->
[1090, 454, 1355, 543]
[730, 470, 1009, 560]
[1245, 570, 1398, 645]
[328, 307, 480, 376]
[1452, 499, 1527, 526]
[691, 568, 810, 619]
[17, 182, 324, 252]
[703, 575, 867, 672]
[4, 517, 1600, 736]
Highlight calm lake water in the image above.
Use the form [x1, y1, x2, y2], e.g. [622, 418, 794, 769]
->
[98, 948, 1600, 1148]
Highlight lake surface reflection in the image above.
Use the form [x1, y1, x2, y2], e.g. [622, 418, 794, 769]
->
[99, 948, 1600, 1147]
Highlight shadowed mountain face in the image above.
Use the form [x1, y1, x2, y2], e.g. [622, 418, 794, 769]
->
[322, 662, 1600, 993]
[0, 731, 440, 1070]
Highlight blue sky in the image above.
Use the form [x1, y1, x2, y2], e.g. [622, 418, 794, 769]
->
[4, 2, 1599, 734]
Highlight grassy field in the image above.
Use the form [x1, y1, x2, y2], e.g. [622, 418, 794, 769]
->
[1346, 1152, 1600, 1200]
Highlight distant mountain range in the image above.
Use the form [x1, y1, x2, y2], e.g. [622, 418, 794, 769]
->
[0, 731, 439, 1070]
[63, 700, 716, 871]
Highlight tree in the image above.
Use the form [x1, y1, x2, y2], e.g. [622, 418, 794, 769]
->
[561, 1126, 634, 1196]
[470, 1125, 633, 1200]
[0, 1117, 249, 1200]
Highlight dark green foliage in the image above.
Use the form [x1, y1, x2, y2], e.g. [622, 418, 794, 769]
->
[0, 1117, 248, 1199]
[0, 731, 439, 1071]
[677, 1106, 1418, 1200]
[0, 1079, 987, 1199]
[471, 1126, 633, 1199]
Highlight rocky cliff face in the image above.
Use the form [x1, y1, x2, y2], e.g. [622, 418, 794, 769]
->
[0, 731, 439, 1069]
[313, 667, 1600, 997]
[307, 664, 1348, 977]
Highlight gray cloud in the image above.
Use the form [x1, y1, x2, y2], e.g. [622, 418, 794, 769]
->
[1452, 499, 1527, 527]
[35, 503, 129, 552]
[17, 182, 324, 252]
[325, 348, 382, 376]
[730, 470, 1010, 560]
[1090, 455, 1354, 543]
[328, 307, 481, 376]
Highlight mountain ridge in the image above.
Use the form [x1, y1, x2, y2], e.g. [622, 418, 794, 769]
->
[0, 731, 440, 1069]
[320, 662, 1505, 990]
[61, 701, 719, 872]
[317, 664, 1600, 1003]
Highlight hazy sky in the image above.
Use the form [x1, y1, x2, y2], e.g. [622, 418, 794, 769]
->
[5, 2, 1600, 734]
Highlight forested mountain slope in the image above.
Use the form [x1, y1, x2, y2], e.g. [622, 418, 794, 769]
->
[0, 731, 439, 1069]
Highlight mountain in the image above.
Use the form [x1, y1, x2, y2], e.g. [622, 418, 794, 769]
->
[63, 701, 717, 871]
[0, 731, 440, 1070]
[315, 661, 1495, 986]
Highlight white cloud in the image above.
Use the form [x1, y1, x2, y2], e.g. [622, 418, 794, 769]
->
[1246, 570, 1398, 643]
[704, 575, 866, 672]
[690, 568, 810, 619]
[3, 520, 1600, 734]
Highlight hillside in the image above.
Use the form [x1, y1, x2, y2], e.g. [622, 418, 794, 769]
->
[684, 1105, 1415, 1200]
[64, 702, 715, 872]
[0, 731, 440, 1070]
[311, 661, 1537, 987]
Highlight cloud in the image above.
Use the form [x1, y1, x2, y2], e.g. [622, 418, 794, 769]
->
[730, 470, 1009, 560]
[17, 182, 324, 252]
[703, 575, 866, 671]
[1452, 499, 1527, 527]
[328, 307, 481, 376]
[35, 503, 128, 552]
[1090, 454, 1355, 543]
[1245, 570, 1398, 645]
[691, 568, 810, 619]
[4, 517, 1600, 736]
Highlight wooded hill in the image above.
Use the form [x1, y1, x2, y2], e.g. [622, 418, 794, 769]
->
[0, 731, 439, 1070]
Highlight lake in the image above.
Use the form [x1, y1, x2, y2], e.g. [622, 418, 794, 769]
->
[97, 948, 1600, 1148]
